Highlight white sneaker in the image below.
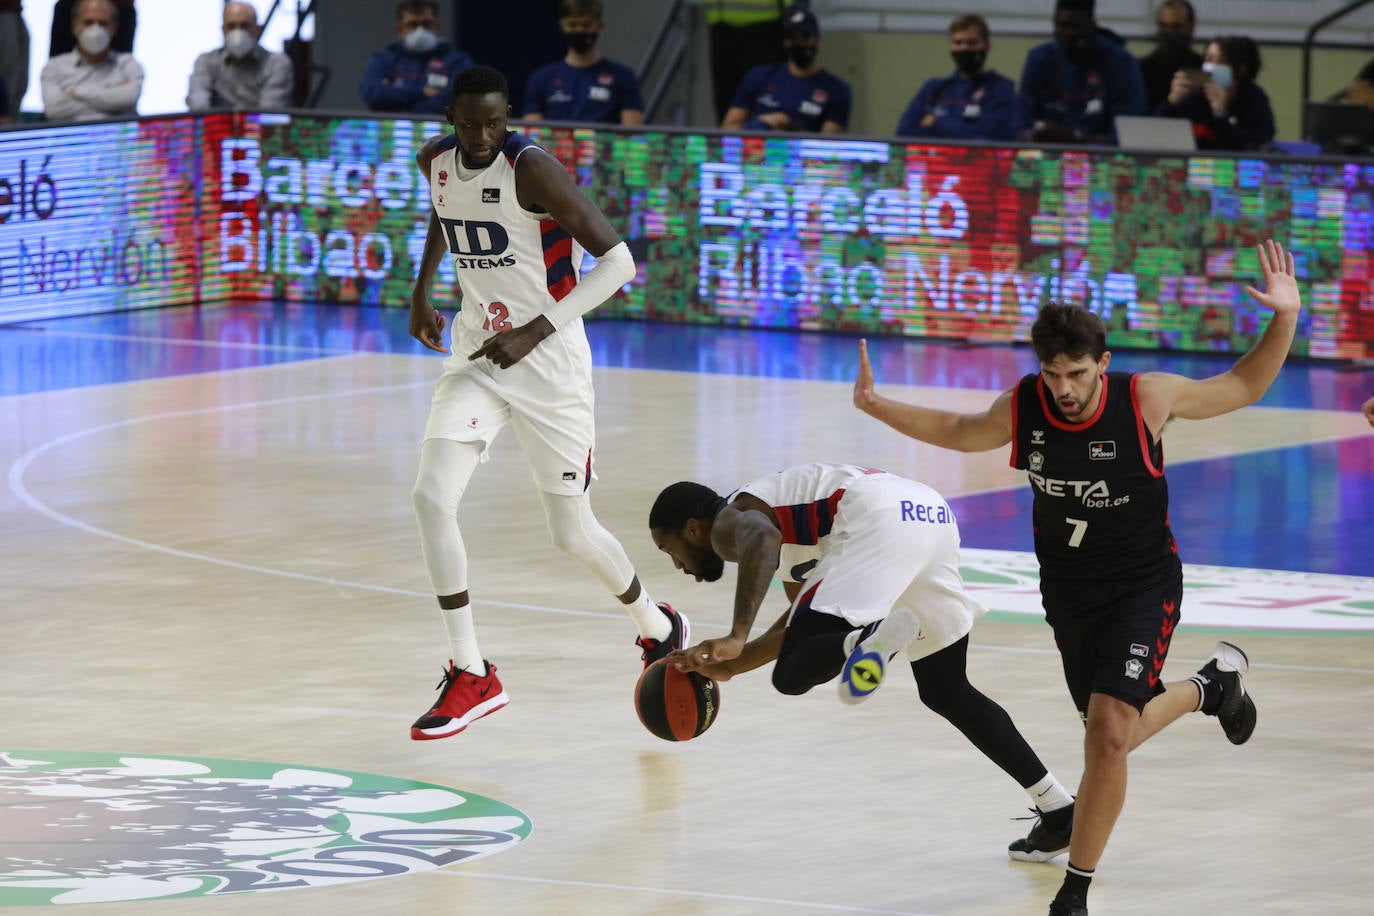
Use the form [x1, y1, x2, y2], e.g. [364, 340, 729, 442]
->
[838, 609, 920, 706]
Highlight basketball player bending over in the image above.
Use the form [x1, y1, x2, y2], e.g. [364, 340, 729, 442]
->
[853, 240, 1300, 915]
[652, 462, 1077, 855]
[406, 65, 687, 741]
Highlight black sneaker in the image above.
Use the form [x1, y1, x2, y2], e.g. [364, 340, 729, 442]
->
[1048, 892, 1088, 916]
[635, 602, 690, 668]
[1198, 641, 1257, 745]
[1008, 802, 1074, 862]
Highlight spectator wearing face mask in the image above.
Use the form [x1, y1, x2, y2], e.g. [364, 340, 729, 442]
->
[360, 0, 473, 114]
[522, 0, 643, 125]
[40, 0, 142, 122]
[1156, 35, 1273, 150]
[721, 6, 851, 134]
[1137, 0, 1202, 113]
[896, 14, 1020, 141]
[1018, 0, 1146, 145]
[186, 1, 292, 110]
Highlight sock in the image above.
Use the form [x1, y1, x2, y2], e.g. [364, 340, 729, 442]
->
[1189, 673, 1222, 714]
[440, 605, 485, 674]
[627, 591, 671, 642]
[1027, 773, 1075, 815]
[1059, 862, 1094, 901]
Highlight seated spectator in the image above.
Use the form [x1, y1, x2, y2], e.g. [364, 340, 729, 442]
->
[1156, 35, 1274, 151]
[722, 7, 850, 134]
[895, 14, 1020, 142]
[1018, 0, 1146, 145]
[41, 0, 142, 122]
[186, 1, 293, 111]
[50, 0, 132, 56]
[523, 0, 643, 125]
[1137, 0, 1202, 113]
[360, 0, 472, 115]
[1339, 59, 1374, 109]
[1, 0, 29, 121]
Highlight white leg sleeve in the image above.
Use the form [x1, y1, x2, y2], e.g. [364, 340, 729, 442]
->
[412, 438, 483, 597]
[539, 490, 636, 596]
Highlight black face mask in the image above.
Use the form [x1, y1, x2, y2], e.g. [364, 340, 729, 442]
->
[785, 44, 817, 67]
[566, 32, 597, 54]
[1058, 35, 1094, 66]
[951, 50, 985, 75]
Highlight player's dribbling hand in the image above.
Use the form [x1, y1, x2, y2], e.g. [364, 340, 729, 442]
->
[670, 635, 744, 672]
[1363, 395, 1374, 428]
[1244, 240, 1300, 317]
[853, 338, 878, 412]
[409, 292, 447, 353]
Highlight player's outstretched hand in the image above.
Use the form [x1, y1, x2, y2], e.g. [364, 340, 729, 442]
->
[669, 634, 744, 673]
[1363, 395, 1374, 428]
[469, 317, 553, 369]
[1245, 240, 1301, 316]
[853, 338, 878, 413]
[409, 292, 447, 354]
[666, 648, 736, 682]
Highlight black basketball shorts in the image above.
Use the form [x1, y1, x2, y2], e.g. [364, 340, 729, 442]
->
[1041, 568, 1185, 715]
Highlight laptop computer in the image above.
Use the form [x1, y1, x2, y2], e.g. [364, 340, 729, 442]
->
[1304, 101, 1374, 156]
[1115, 115, 1197, 152]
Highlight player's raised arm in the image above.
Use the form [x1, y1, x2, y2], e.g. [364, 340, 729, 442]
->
[854, 338, 1015, 452]
[1136, 240, 1302, 430]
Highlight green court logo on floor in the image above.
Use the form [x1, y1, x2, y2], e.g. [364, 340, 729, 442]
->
[0, 750, 532, 905]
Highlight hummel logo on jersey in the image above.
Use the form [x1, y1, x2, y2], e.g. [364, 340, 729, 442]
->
[1089, 441, 1117, 460]
[562, 471, 577, 481]
[482, 188, 501, 203]
[1031, 429, 1046, 445]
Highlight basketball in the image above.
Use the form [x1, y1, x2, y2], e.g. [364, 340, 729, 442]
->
[634, 659, 721, 741]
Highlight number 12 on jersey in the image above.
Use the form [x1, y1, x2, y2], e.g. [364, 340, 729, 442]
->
[482, 301, 512, 332]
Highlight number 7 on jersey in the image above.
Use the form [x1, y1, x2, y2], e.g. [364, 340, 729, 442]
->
[1065, 517, 1088, 548]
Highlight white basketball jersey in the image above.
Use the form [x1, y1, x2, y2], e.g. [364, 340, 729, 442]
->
[427, 132, 584, 334]
[738, 463, 889, 582]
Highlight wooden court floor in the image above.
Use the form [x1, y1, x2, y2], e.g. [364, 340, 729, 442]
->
[2, 310, 1373, 915]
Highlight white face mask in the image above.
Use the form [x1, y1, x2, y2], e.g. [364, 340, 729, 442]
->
[224, 27, 257, 58]
[1203, 61, 1234, 90]
[77, 23, 111, 55]
[402, 27, 438, 53]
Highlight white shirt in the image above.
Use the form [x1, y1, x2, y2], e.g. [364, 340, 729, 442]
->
[41, 50, 144, 122]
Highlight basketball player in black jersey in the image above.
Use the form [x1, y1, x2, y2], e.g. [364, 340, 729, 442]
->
[851, 239, 1301, 916]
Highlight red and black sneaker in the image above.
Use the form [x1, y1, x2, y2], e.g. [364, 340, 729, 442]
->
[634, 602, 691, 668]
[410, 661, 508, 741]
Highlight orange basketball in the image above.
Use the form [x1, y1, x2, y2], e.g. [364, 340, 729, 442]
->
[634, 659, 721, 741]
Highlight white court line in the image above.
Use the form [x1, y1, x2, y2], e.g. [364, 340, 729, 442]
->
[7, 377, 1374, 676]
[0, 327, 362, 355]
[432, 870, 937, 915]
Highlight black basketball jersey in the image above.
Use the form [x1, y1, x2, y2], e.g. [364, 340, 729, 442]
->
[1010, 371, 1179, 583]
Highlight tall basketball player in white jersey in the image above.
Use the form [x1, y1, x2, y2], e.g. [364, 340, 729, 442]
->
[406, 65, 688, 740]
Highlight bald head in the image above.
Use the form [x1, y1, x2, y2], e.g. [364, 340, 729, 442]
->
[223, 1, 260, 29]
[73, 0, 117, 25]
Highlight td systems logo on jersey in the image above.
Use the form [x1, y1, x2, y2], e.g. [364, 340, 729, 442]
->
[1027, 473, 1131, 509]
[438, 217, 515, 269]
